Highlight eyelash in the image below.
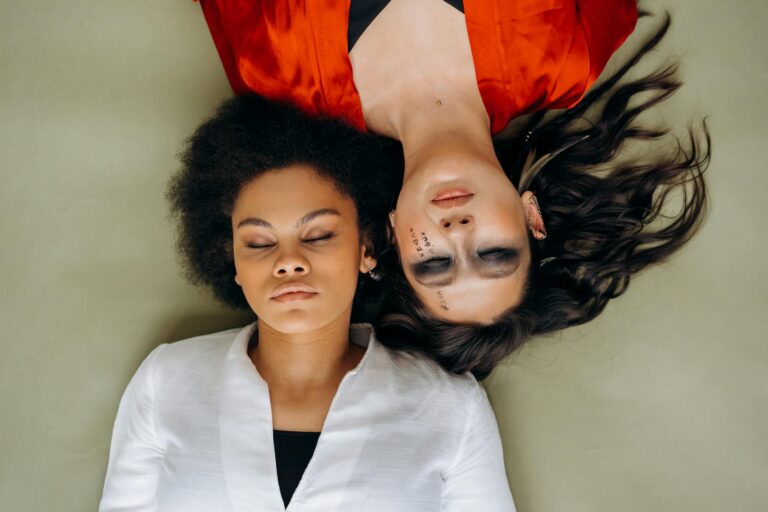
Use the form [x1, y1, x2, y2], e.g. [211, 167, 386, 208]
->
[478, 248, 516, 261]
[305, 233, 334, 243]
[245, 233, 335, 249]
[417, 256, 452, 272]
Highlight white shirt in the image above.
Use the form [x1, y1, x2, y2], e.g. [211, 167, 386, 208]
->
[99, 323, 516, 512]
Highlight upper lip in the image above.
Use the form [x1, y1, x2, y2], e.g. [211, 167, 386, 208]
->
[269, 282, 318, 299]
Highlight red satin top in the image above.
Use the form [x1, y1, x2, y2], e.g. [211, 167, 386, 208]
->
[199, 0, 637, 134]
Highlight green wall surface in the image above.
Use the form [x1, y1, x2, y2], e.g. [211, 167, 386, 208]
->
[1, 1, 765, 511]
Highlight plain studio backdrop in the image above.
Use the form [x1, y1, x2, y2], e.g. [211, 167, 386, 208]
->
[0, 1, 765, 511]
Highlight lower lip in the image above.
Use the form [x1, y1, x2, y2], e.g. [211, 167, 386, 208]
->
[271, 292, 318, 303]
[432, 188, 473, 201]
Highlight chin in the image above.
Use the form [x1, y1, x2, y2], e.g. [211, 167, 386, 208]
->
[268, 310, 331, 334]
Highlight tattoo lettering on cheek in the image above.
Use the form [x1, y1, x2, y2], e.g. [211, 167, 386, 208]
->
[420, 232, 434, 256]
[437, 290, 450, 311]
[409, 227, 425, 258]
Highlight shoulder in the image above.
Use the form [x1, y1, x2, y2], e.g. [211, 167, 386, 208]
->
[139, 324, 251, 386]
[466, 0, 637, 132]
[372, 334, 482, 403]
[158, 325, 243, 360]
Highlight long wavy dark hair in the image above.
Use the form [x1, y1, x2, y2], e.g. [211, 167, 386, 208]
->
[374, 13, 711, 380]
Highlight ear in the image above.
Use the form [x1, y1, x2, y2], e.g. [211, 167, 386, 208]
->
[358, 237, 378, 274]
[386, 210, 397, 245]
[521, 190, 547, 240]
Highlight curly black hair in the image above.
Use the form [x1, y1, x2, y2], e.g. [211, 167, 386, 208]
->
[374, 13, 711, 380]
[167, 94, 401, 311]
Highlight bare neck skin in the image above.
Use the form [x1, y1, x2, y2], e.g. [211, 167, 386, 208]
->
[249, 308, 366, 396]
[250, 312, 366, 432]
[348, 0, 498, 180]
[390, 99, 499, 183]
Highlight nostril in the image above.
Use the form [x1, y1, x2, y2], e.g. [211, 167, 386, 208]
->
[442, 221, 451, 228]
[459, 218, 470, 225]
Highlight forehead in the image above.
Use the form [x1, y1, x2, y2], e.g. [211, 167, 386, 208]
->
[233, 166, 353, 214]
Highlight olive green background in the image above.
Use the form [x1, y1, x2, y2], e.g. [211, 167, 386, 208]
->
[1, 1, 765, 511]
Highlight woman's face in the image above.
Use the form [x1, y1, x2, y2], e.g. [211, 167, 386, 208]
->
[231, 165, 372, 333]
[392, 158, 540, 324]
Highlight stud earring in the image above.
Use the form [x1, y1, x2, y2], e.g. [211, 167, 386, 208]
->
[367, 263, 382, 282]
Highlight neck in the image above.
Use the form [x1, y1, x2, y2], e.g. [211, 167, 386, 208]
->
[250, 311, 362, 392]
[369, 91, 497, 181]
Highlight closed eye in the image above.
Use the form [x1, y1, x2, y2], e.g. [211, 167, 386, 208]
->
[245, 233, 335, 249]
[477, 248, 519, 262]
[413, 256, 452, 276]
[473, 246, 521, 278]
[303, 233, 335, 243]
[246, 242, 275, 249]
[410, 246, 523, 288]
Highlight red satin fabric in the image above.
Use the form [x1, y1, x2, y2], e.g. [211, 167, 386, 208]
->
[199, 0, 637, 134]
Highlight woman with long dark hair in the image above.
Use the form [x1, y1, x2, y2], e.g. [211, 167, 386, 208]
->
[197, 2, 709, 378]
[376, 15, 710, 378]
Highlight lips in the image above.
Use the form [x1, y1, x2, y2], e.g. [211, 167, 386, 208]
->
[270, 282, 318, 303]
[431, 189, 474, 209]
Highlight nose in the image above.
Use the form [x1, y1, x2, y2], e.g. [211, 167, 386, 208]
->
[272, 252, 310, 278]
[440, 215, 474, 230]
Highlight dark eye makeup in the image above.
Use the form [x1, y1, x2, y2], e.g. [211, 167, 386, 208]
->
[413, 256, 452, 276]
[477, 247, 519, 262]
[410, 245, 522, 286]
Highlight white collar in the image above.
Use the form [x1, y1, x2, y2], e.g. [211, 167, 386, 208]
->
[229, 321, 379, 382]
[218, 321, 382, 511]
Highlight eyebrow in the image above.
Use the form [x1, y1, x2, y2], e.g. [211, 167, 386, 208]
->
[236, 208, 341, 230]
[411, 248, 522, 288]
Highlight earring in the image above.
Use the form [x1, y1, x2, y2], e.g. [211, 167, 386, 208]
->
[366, 263, 382, 282]
[524, 129, 533, 143]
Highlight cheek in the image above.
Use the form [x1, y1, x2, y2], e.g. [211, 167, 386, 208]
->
[482, 195, 526, 232]
[317, 249, 359, 284]
[233, 254, 272, 295]
[395, 191, 429, 242]
[396, 224, 431, 261]
[394, 179, 418, 212]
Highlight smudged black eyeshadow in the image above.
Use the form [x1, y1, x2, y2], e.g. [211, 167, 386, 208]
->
[412, 256, 452, 277]
[476, 247, 520, 263]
